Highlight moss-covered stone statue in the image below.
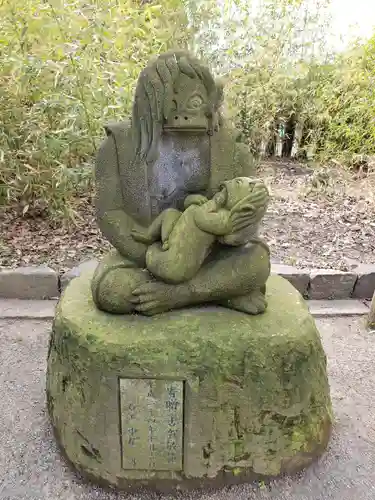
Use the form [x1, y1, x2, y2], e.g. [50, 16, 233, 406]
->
[131, 177, 269, 285]
[91, 50, 270, 316]
[47, 52, 332, 494]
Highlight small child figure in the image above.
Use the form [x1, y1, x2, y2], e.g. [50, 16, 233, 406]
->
[131, 177, 269, 284]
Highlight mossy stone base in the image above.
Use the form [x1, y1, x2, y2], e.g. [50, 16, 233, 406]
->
[46, 271, 332, 493]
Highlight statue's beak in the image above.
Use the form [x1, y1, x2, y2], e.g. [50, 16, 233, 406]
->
[163, 114, 209, 132]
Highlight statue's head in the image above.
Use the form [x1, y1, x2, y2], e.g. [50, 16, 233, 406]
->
[132, 50, 224, 163]
[213, 177, 270, 245]
[214, 177, 268, 210]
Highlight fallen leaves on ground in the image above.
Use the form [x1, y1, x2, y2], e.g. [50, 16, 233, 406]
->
[260, 160, 375, 270]
[1, 161, 375, 272]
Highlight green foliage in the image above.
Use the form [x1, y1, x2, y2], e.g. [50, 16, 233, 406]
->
[220, 1, 375, 164]
[1, 0, 375, 221]
[190, 0, 375, 165]
[315, 38, 375, 162]
[208, 0, 333, 156]
[0, 0, 190, 217]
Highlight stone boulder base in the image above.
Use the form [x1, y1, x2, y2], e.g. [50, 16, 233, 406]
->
[46, 272, 332, 493]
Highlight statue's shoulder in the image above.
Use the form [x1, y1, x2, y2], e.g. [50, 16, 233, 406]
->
[211, 121, 247, 159]
[214, 122, 241, 144]
[98, 120, 134, 169]
[103, 120, 132, 143]
[211, 122, 255, 180]
[96, 120, 135, 176]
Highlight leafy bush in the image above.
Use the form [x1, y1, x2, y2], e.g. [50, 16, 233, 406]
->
[1, 0, 375, 221]
[195, 0, 375, 165]
[0, 0, 189, 217]
[315, 38, 375, 162]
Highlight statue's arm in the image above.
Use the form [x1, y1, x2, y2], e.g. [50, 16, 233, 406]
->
[194, 208, 231, 236]
[95, 135, 147, 267]
[131, 209, 180, 244]
[219, 188, 269, 246]
[184, 194, 209, 209]
[131, 214, 165, 245]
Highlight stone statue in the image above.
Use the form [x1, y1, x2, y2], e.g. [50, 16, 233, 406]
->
[48, 53, 332, 489]
[91, 50, 271, 316]
[130, 177, 270, 285]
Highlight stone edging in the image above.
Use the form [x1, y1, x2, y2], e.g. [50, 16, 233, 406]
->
[0, 260, 374, 300]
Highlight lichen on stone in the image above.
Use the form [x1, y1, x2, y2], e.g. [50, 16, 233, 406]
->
[46, 271, 332, 489]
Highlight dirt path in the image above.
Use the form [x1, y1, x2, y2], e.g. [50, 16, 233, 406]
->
[1, 161, 374, 272]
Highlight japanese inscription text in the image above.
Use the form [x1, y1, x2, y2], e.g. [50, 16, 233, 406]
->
[119, 378, 184, 471]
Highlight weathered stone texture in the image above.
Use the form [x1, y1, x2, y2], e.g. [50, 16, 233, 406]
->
[353, 264, 375, 299]
[90, 51, 270, 318]
[271, 264, 310, 296]
[0, 266, 58, 299]
[46, 270, 332, 492]
[309, 269, 357, 300]
[119, 378, 184, 471]
[60, 259, 98, 292]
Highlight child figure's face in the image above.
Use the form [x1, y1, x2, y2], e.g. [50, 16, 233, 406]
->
[212, 189, 227, 207]
[220, 177, 262, 210]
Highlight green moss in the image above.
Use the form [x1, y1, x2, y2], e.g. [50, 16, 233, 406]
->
[232, 467, 242, 476]
[47, 270, 332, 486]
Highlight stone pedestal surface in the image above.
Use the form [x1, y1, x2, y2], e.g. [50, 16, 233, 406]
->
[46, 271, 332, 493]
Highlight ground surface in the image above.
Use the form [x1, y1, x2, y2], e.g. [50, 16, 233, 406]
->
[259, 160, 375, 270]
[1, 315, 375, 500]
[1, 160, 375, 272]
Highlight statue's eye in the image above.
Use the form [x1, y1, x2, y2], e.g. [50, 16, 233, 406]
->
[187, 95, 203, 109]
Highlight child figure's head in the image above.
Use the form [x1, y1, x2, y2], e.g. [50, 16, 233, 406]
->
[215, 177, 269, 211]
[214, 177, 270, 245]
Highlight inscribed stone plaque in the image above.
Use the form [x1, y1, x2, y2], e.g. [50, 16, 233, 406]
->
[119, 378, 184, 471]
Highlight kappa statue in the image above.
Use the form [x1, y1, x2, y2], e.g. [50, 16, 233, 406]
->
[91, 51, 271, 316]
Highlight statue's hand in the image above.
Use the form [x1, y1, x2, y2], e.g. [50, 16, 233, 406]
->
[219, 183, 269, 246]
[131, 229, 153, 245]
[184, 194, 209, 209]
[220, 208, 265, 246]
[162, 240, 170, 251]
[219, 228, 255, 247]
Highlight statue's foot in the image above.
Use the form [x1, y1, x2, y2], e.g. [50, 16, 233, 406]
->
[220, 288, 267, 315]
[130, 282, 193, 316]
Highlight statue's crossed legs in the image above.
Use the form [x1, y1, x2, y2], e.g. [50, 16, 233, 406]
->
[91, 241, 270, 316]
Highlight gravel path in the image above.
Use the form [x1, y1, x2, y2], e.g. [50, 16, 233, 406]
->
[0, 316, 375, 500]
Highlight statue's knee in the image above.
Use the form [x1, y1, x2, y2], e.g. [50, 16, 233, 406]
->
[147, 252, 191, 284]
[246, 243, 271, 280]
[91, 267, 149, 314]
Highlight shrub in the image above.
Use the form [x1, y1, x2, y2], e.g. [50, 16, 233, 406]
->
[0, 0, 189, 218]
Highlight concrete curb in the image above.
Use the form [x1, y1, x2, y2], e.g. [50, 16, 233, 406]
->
[0, 266, 59, 299]
[271, 263, 375, 300]
[368, 292, 375, 329]
[0, 260, 374, 301]
[0, 298, 369, 320]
